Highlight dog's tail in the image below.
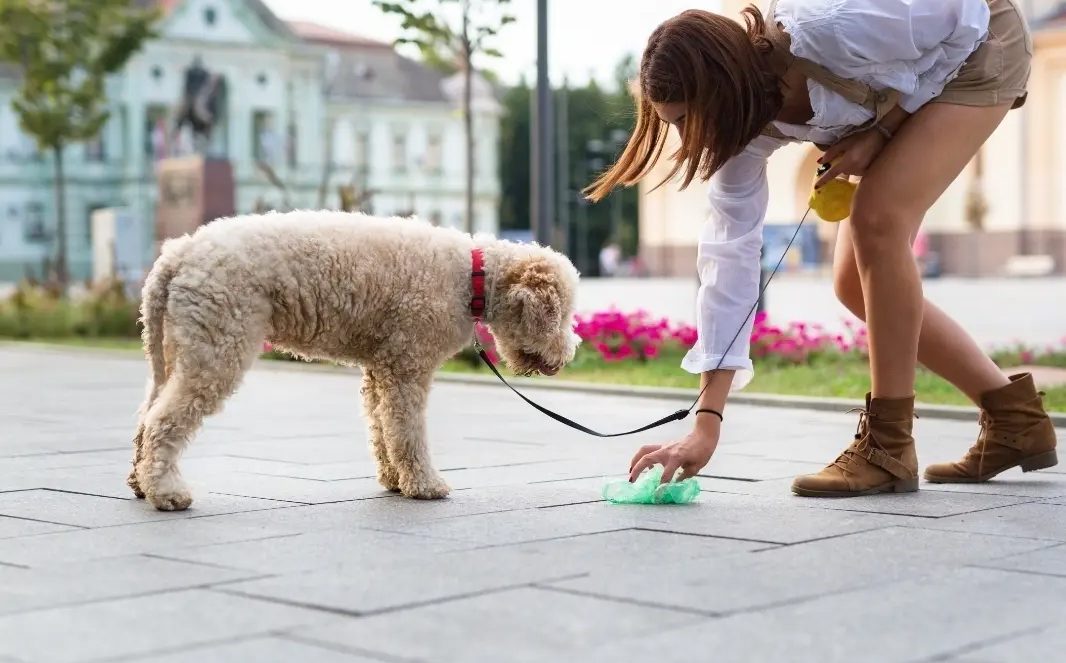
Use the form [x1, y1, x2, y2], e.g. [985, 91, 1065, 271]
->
[139, 236, 191, 390]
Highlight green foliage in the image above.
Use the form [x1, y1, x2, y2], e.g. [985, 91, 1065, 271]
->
[0, 0, 160, 151]
[0, 280, 140, 340]
[373, 0, 514, 67]
[498, 64, 642, 272]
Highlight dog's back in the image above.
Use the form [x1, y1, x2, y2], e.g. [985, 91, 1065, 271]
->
[150, 210, 475, 361]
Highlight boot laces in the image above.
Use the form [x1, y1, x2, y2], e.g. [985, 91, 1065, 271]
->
[975, 410, 993, 478]
[831, 407, 876, 473]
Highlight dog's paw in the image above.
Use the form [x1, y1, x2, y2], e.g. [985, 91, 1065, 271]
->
[141, 469, 193, 511]
[126, 468, 146, 499]
[377, 467, 401, 493]
[147, 489, 194, 511]
[401, 474, 451, 500]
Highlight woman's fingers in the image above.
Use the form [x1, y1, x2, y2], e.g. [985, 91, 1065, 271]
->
[629, 444, 662, 471]
[629, 450, 663, 483]
[815, 158, 850, 189]
[660, 458, 682, 485]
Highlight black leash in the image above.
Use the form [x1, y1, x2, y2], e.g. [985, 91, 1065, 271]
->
[475, 206, 814, 437]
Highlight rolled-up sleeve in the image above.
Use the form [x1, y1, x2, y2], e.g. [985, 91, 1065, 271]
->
[681, 135, 784, 390]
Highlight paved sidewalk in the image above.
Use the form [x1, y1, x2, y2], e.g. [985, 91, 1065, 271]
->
[2, 346, 1065, 663]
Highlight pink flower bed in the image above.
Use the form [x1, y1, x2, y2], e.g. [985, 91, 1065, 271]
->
[572, 309, 869, 366]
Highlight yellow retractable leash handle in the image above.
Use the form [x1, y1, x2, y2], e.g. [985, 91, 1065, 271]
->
[808, 162, 857, 222]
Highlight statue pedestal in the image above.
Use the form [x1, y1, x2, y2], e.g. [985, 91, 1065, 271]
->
[155, 156, 235, 253]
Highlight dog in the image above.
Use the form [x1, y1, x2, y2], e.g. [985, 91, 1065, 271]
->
[128, 211, 580, 510]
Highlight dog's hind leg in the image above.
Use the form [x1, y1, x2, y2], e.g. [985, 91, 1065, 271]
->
[137, 321, 262, 511]
[377, 369, 450, 499]
[362, 368, 400, 492]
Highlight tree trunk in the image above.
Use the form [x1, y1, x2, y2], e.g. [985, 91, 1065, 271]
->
[462, 0, 475, 234]
[52, 145, 69, 290]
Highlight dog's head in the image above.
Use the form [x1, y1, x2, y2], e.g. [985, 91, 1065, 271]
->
[488, 245, 580, 377]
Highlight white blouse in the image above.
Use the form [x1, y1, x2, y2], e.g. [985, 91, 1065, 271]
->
[682, 0, 991, 389]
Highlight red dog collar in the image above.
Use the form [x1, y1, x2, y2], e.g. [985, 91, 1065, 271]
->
[470, 248, 486, 319]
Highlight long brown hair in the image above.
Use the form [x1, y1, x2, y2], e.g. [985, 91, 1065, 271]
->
[584, 6, 781, 202]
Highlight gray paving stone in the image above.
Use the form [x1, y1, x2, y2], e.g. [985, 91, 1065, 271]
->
[368, 501, 642, 545]
[193, 482, 607, 535]
[944, 625, 1066, 662]
[0, 515, 298, 567]
[486, 491, 919, 545]
[163, 526, 473, 574]
[0, 589, 342, 663]
[0, 489, 291, 528]
[5, 345, 1065, 659]
[922, 473, 1066, 498]
[695, 453, 825, 481]
[120, 636, 382, 662]
[219, 544, 595, 615]
[918, 502, 1066, 542]
[0, 514, 76, 539]
[295, 587, 704, 663]
[692, 478, 1039, 518]
[548, 526, 1053, 614]
[571, 568, 1066, 663]
[0, 554, 261, 615]
[975, 542, 1066, 578]
[218, 527, 756, 617]
[193, 471, 391, 505]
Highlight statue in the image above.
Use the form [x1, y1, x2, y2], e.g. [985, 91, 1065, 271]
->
[174, 56, 227, 154]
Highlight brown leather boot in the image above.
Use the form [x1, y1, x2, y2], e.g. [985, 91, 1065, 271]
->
[924, 373, 1058, 483]
[792, 394, 919, 497]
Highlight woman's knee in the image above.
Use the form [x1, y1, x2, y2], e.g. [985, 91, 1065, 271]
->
[832, 260, 865, 317]
[849, 202, 916, 258]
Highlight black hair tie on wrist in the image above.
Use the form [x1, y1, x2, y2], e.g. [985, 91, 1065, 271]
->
[695, 408, 724, 422]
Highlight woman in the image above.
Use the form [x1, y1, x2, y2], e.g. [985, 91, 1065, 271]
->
[586, 0, 1058, 497]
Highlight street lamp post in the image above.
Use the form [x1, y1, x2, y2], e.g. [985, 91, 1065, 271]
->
[531, 0, 554, 247]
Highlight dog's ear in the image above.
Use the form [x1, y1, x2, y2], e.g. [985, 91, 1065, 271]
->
[510, 260, 561, 339]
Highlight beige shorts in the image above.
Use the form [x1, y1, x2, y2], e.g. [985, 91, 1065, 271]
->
[935, 0, 1033, 109]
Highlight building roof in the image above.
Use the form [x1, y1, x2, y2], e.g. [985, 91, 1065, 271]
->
[135, 0, 295, 38]
[287, 21, 389, 49]
[294, 20, 450, 104]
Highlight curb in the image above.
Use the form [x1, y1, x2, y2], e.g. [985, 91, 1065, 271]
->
[430, 372, 1066, 427]
[5, 341, 1064, 426]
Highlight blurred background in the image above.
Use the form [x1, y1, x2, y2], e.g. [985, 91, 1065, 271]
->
[0, 0, 1064, 341]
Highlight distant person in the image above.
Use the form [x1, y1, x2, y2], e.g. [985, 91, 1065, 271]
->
[598, 242, 621, 277]
[585, 0, 1056, 497]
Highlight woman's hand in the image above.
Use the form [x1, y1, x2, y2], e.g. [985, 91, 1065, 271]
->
[629, 418, 721, 485]
[815, 128, 888, 189]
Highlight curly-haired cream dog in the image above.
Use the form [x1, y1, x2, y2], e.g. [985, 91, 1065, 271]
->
[128, 211, 580, 511]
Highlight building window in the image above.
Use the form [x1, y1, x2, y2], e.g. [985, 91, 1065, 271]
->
[203, 7, 217, 26]
[23, 203, 47, 243]
[355, 130, 370, 175]
[391, 131, 407, 174]
[423, 131, 442, 176]
[85, 131, 106, 162]
[252, 110, 278, 163]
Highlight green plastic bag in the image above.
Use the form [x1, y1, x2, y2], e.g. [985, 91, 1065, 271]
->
[602, 465, 700, 505]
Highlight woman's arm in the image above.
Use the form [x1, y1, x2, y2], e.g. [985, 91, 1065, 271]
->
[628, 135, 785, 484]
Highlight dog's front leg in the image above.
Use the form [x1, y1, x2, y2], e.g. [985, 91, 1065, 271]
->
[361, 369, 400, 491]
[376, 369, 450, 499]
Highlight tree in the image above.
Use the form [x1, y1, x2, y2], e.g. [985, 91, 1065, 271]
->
[0, 0, 158, 288]
[373, 0, 514, 235]
[497, 57, 641, 274]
